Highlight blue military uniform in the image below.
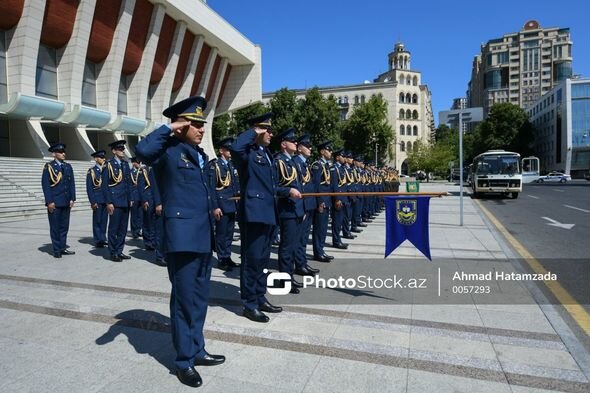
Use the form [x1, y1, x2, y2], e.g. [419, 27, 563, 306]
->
[209, 137, 239, 271]
[311, 141, 334, 262]
[341, 151, 355, 239]
[230, 113, 291, 319]
[275, 128, 305, 289]
[86, 150, 108, 247]
[42, 143, 76, 258]
[137, 165, 164, 265]
[351, 156, 365, 231]
[136, 96, 220, 385]
[102, 140, 132, 261]
[129, 157, 143, 239]
[330, 149, 349, 249]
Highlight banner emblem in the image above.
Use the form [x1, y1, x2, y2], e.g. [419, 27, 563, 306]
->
[396, 199, 417, 225]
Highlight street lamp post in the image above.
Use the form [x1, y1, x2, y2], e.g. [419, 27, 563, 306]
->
[375, 143, 378, 165]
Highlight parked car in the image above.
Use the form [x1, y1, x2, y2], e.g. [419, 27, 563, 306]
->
[536, 172, 571, 183]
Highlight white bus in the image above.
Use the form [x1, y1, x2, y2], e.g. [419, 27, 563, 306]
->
[471, 150, 522, 199]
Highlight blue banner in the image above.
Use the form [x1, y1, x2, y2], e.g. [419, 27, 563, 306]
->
[385, 196, 431, 260]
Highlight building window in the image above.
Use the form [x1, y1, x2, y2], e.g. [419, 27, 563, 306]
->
[407, 141, 412, 151]
[405, 93, 411, 103]
[0, 31, 6, 104]
[343, 96, 348, 104]
[118, 75, 129, 115]
[406, 75, 411, 85]
[399, 74, 405, 84]
[36, 45, 58, 99]
[412, 94, 418, 104]
[399, 109, 405, 119]
[400, 125, 405, 135]
[406, 109, 411, 119]
[354, 95, 359, 105]
[413, 126, 418, 136]
[413, 76, 418, 86]
[360, 95, 365, 104]
[413, 110, 418, 120]
[399, 93, 404, 103]
[82, 60, 97, 107]
[400, 141, 405, 152]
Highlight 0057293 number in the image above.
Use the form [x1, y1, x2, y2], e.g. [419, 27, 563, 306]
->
[452, 286, 491, 294]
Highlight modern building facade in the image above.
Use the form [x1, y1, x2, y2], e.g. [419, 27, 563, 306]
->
[467, 20, 573, 116]
[527, 78, 590, 177]
[0, 0, 262, 160]
[262, 42, 435, 172]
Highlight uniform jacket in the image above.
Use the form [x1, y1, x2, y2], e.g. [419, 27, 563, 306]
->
[275, 152, 304, 219]
[86, 164, 105, 205]
[130, 166, 141, 201]
[311, 158, 332, 209]
[230, 129, 290, 225]
[135, 124, 214, 254]
[137, 166, 161, 207]
[101, 157, 132, 207]
[293, 154, 317, 212]
[42, 160, 76, 207]
[208, 157, 239, 214]
[331, 162, 349, 205]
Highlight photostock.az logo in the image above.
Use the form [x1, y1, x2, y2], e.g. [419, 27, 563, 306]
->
[264, 269, 291, 295]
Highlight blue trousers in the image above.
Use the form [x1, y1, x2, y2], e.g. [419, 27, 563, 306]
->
[130, 201, 143, 237]
[92, 204, 108, 244]
[108, 207, 129, 257]
[343, 204, 352, 236]
[296, 210, 313, 268]
[331, 206, 344, 245]
[278, 216, 302, 276]
[166, 252, 212, 370]
[352, 199, 362, 228]
[47, 206, 70, 254]
[240, 223, 272, 310]
[312, 208, 329, 257]
[143, 207, 163, 259]
[215, 212, 236, 260]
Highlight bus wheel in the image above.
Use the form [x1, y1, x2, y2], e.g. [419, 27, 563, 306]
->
[511, 192, 519, 199]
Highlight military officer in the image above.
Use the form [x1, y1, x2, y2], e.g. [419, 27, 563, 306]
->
[129, 157, 143, 239]
[136, 96, 224, 388]
[230, 112, 301, 323]
[86, 150, 108, 248]
[275, 128, 305, 294]
[42, 143, 76, 258]
[330, 149, 349, 250]
[137, 165, 164, 266]
[341, 151, 356, 240]
[209, 137, 240, 271]
[292, 134, 320, 276]
[352, 155, 366, 230]
[102, 140, 132, 262]
[311, 141, 335, 262]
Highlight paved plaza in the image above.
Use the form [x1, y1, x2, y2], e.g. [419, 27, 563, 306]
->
[1, 182, 589, 392]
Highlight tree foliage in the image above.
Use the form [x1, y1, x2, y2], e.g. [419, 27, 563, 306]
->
[295, 88, 342, 149]
[340, 94, 393, 165]
[405, 140, 454, 180]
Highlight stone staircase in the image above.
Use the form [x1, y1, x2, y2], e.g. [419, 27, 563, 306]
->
[0, 156, 94, 223]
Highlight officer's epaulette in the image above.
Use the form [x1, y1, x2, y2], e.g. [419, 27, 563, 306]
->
[208, 158, 218, 169]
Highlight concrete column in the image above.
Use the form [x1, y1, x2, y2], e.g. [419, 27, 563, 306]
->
[173, 35, 204, 107]
[11, 120, 50, 158]
[196, 47, 218, 97]
[126, 3, 165, 119]
[5, 0, 46, 96]
[58, 0, 97, 109]
[150, 21, 186, 123]
[215, 46, 262, 114]
[96, 0, 136, 114]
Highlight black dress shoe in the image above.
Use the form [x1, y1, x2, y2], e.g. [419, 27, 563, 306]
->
[111, 255, 122, 262]
[194, 352, 225, 366]
[305, 264, 320, 274]
[227, 259, 240, 267]
[145, 245, 155, 251]
[217, 260, 233, 271]
[243, 308, 269, 323]
[259, 301, 283, 313]
[53, 252, 62, 258]
[61, 249, 75, 255]
[176, 367, 202, 387]
[95, 242, 105, 248]
[342, 234, 356, 239]
[313, 255, 331, 263]
[358, 223, 368, 227]
[351, 228, 362, 233]
[290, 286, 300, 294]
[294, 266, 315, 276]
[291, 278, 303, 288]
[155, 258, 166, 266]
[332, 243, 348, 249]
[119, 254, 131, 260]
[325, 254, 335, 260]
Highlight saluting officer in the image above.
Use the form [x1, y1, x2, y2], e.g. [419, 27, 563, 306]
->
[275, 128, 305, 294]
[102, 140, 132, 262]
[136, 96, 224, 388]
[42, 143, 76, 258]
[311, 141, 335, 262]
[86, 150, 108, 248]
[209, 137, 240, 271]
[129, 157, 143, 239]
[293, 134, 320, 277]
[230, 113, 301, 323]
[137, 165, 164, 266]
[331, 149, 349, 250]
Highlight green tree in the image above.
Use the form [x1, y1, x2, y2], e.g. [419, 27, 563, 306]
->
[340, 94, 393, 165]
[476, 103, 534, 154]
[229, 102, 268, 134]
[267, 88, 299, 133]
[295, 88, 341, 149]
[406, 140, 454, 181]
[211, 112, 232, 143]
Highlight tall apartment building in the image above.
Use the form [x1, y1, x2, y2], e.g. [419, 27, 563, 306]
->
[0, 0, 261, 159]
[467, 20, 573, 116]
[262, 42, 435, 173]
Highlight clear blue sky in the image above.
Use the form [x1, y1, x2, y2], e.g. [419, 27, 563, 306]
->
[208, 0, 589, 126]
